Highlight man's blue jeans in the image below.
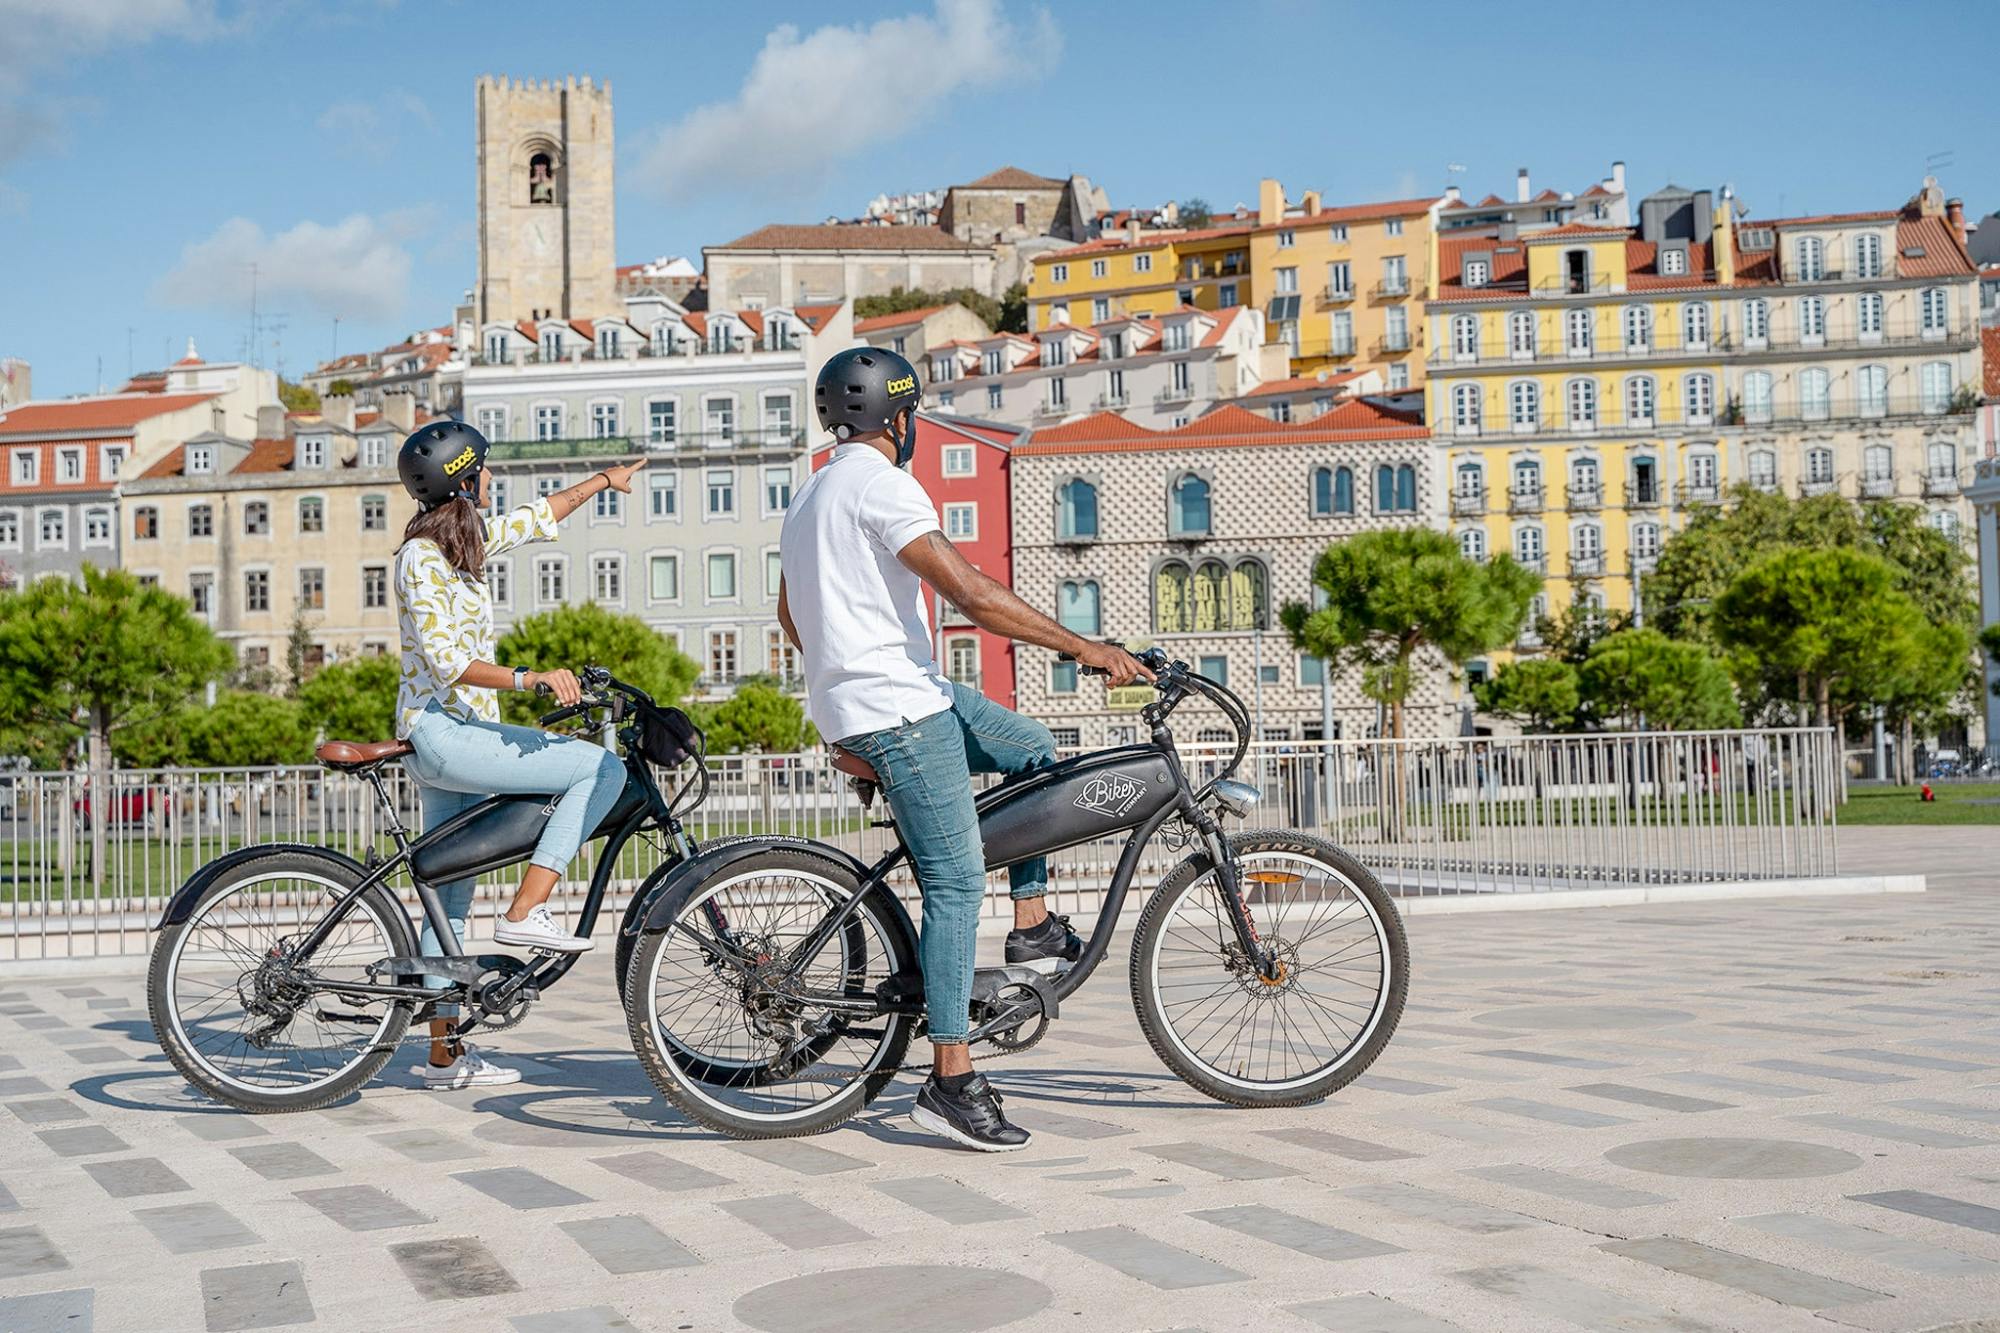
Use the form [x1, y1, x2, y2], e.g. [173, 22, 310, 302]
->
[836, 683, 1058, 1043]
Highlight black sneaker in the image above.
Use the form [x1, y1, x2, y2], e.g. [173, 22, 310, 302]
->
[1005, 912, 1082, 974]
[910, 1073, 1032, 1152]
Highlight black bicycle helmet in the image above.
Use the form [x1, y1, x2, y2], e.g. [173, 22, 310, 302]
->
[397, 420, 490, 510]
[816, 347, 921, 465]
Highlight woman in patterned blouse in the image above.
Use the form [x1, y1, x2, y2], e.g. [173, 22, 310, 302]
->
[392, 421, 645, 1088]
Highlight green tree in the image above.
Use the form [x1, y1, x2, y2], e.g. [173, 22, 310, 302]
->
[1281, 528, 1541, 740]
[283, 611, 317, 698]
[278, 379, 320, 413]
[995, 281, 1028, 334]
[0, 567, 232, 877]
[852, 286, 1001, 334]
[1983, 623, 2000, 695]
[1580, 628, 1740, 730]
[327, 377, 357, 396]
[1177, 197, 1212, 228]
[297, 654, 400, 744]
[186, 692, 316, 767]
[702, 676, 814, 754]
[496, 603, 698, 726]
[1473, 658, 1580, 732]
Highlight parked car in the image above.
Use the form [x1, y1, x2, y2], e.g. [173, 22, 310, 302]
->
[1926, 749, 1963, 780]
[74, 785, 174, 832]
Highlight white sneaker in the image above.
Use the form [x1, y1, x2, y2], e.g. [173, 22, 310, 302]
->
[493, 903, 594, 953]
[413, 1044, 522, 1090]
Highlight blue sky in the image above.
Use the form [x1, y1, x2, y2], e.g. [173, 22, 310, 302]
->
[3, 0, 1991, 398]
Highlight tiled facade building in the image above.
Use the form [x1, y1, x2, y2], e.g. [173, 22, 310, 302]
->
[120, 395, 424, 670]
[923, 307, 1282, 431]
[1007, 402, 1441, 748]
[1426, 178, 1981, 627]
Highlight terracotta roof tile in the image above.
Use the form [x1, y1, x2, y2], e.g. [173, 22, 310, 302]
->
[1522, 221, 1630, 242]
[1244, 369, 1365, 397]
[794, 303, 842, 332]
[1744, 209, 1899, 228]
[958, 166, 1064, 190]
[854, 305, 951, 334]
[1015, 399, 1425, 456]
[715, 223, 981, 252]
[1254, 195, 1440, 235]
[1892, 215, 1976, 278]
[0, 391, 218, 436]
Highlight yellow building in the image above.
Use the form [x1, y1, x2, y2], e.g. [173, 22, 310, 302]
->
[1424, 187, 1735, 626]
[1246, 180, 1442, 390]
[1026, 222, 1255, 332]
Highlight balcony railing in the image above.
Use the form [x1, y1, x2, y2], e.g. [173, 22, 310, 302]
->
[1747, 475, 1781, 494]
[1569, 552, 1606, 577]
[1092, 392, 1131, 409]
[1674, 481, 1722, 506]
[1507, 485, 1544, 515]
[1035, 399, 1070, 418]
[489, 430, 805, 460]
[1565, 483, 1602, 510]
[1449, 490, 1486, 517]
[1370, 277, 1411, 299]
[1860, 474, 1898, 499]
[1431, 319, 1979, 368]
[471, 336, 803, 368]
[1374, 333, 1413, 355]
[1513, 555, 1547, 575]
[1533, 270, 1613, 296]
[1448, 393, 1969, 439]
[1628, 481, 1662, 508]
[1317, 285, 1356, 307]
[1798, 476, 1839, 498]
[1922, 471, 1962, 498]
[1291, 337, 1357, 361]
[1154, 383, 1197, 404]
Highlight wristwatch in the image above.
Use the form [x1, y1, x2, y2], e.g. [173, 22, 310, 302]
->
[512, 667, 529, 692]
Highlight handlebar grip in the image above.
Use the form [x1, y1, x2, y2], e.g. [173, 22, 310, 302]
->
[539, 704, 580, 727]
[533, 681, 553, 696]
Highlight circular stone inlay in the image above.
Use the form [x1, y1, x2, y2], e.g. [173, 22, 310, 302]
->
[1473, 1004, 1695, 1031]
[736, 1265, 1052, 1333]
[1605, 1136, 1863, 1180]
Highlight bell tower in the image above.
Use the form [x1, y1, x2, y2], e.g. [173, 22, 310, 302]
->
[474, 75, 617, 328]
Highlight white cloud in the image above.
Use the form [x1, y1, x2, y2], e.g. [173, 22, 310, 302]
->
[633, 0, 1060, 197]
[152, 210, 431, 321]
[315, 91, 435, 158]
[0, 0, 220, 167]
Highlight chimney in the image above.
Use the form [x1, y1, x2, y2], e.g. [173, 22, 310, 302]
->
[1258, 178, 1283, 227]
[1515, 168, 1530, 203]
[1610, 160, 1626, 194]
[322, 392, 356, 433]
[1301, 189, 1321, 215]
[1444, 184, 1462, 205]
[1125, 218, 1142, 245]
[382, 389, 416, 433]
[1947, 197, 1966, 241]
[255, 404, 285, 439]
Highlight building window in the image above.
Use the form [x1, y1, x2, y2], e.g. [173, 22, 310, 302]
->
[536, 556, 565, 604]
[1047, 377, 1067, 410]
[1743, 370, 1774, 423]
[1854, 232, 1883, 279]
[1382, 254, 1408, 293]
[944, 502, 976, 539]
[1049, 660, 1078, 694]
[1799, 366, 1832, 419]
[353, 494, 386, 532]
[1134, 252, 1153, 273]
[1056, 478, 1098, 540]
[1683, 373, 1714, 425]
[1374, 464, 1417, 513]
[645, 399, 678, 447]
[1748, 449, 1778, 489]
[1565, 308, 1592, 356]
[1856, 290, 1884, 339]
[1660, 248, 1687, 276]
[648, 554, 679, 601]
[986, 383, 1003, 412]
[1452, 383, 1482, 434]
[1921, 360, 1954, 414]
[1385, 217, 1404, 237]
[1169, 359, 1193, 395]
[1798, 294, 1826, 342]
[298, 496, 324, 534]
[362, 564, 388, 609]
[1682, 301, 1709, 349]
[1508, 310, 1535, 358]
[937, 390, 954, 411]
[1090, 259, 1106, 278]
[704, 395, 736, 442]
[1271, 401, 1293, 425]
[189, 503, 214, 538]
[476, 406, 507, 442]
[185, 445, 211, 475]
[1928, 440, 1959, 481]
[763, 465, 793, 514]
[1856, 364, 1888, 416]
[244, 569, 270, 613]
[54, 447, 82, 483]
[1326, 260, 1352, 298]
[1218, 283, 1236, 307]
[1863, 443, 1894, 483]
[297, 566, 325, 611]
[1921, 287, 1949, 337]
[597, 326, 621, 358]
[1464, 258, 1489, 288]
[763, 392, 796, 439]
[1198, 655, 1229, 685]
[486, 559, 511, 606]
[134, 506, 159, 540]
[1742, 297, 1769, 344]
[244, 501, 269, 536]
[1625, 376, 1655, 426]
[706, 551, 737, 600]
[1151, 558, 1267, 634]
[1514, 525, 1544, 566]
[590, 401, 620, 439]
[765, 549, 783, 599]
[707, 630, 738, 684]
[650, 471, 678, 520]
[102, 445, 127, 478]
[942, 445, 974, 477]
[1631, 521, 1661, 560]
[541, 329, 563, 360]
[1509, 380, 1540, 431]
[1806, 446, 1834, 485]
[1623, 305, 1651, 351]
[1058, 580, 1101, 635]
[300, 436, 326, 469]
[1168, 472, 1211, 536]
[485, 332, 510, 363]
[189, 572, 213, 617]
[594, 487, 621, 521]
[1567, 378, 1598, 430]
[592, 554, 623, 603]
[1451, 314, 1478, 360]
[1311, 466, 1344, 516]
[1794, 235, 1825, 281]
[706, 468, 735, 516]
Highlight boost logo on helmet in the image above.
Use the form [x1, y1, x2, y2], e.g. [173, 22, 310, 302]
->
[884, 374, 917, 397]
[441, 445, 478, 476]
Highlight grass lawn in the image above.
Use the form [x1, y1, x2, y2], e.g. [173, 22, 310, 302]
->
[1837, 782, 2000, 826]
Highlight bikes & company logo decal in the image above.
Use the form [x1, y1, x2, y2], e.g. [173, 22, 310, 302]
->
[1075, 773, 1146, 819]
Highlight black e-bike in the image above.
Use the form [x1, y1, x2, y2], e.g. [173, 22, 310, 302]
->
[623, 648, 1408, 1139]
[148, 667, 707, 1113]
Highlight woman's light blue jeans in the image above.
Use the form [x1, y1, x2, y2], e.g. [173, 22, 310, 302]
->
[405, 705, 627, 1015]
[835, 683, 1057, 1043]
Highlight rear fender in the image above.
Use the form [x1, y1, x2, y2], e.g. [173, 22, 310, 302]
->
[633, 837, 879, 935]
[154, 843, 372, 930]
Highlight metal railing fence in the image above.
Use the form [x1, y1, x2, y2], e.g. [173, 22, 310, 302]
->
[0, 728, 1838, 961]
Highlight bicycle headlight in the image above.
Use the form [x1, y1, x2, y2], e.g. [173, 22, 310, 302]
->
[1210, 780, 1260, 819]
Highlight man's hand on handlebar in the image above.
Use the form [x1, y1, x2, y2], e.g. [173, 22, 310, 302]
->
[528, 668, 584, 706]
[1072, 641, 1155, 687]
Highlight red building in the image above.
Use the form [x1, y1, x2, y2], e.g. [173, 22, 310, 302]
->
[809, 411, 1022, 708]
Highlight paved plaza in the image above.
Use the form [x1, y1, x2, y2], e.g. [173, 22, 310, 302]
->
[1, 827, 1997, 1332]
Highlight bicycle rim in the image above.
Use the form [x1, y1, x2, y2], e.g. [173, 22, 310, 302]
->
[1148, 850, 1392, 1092]
[164, 874, 403, 1097]
[643, 868, 905, 1126]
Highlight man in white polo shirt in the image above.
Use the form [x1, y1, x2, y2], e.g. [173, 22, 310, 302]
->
[779, 347, 1149, 1151]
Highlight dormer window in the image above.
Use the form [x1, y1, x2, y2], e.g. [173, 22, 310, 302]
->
[982, 348, 1003, 376]
[301, 436, 326, 470]
[1660, 247, 1687, 276]
[361, 436, 386, 468]
[187, 444, 213, 474]
[1043, 338, 1069, 368]
[1163, 323, 1191, 353]
[1463, 257, 1490, 288]
[597, 327, 621, 357]
[540, 330, 563, 359]
[484, 332, 508, 362]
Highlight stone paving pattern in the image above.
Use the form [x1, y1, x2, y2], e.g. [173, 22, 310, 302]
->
[1, 827, 1998, 1332]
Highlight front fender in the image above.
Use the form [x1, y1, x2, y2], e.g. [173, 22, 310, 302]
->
[633, 836, 875, 935]
[154, 843, 371, 930]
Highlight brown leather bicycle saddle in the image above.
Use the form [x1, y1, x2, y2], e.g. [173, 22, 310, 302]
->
[315, 739, 414, 770]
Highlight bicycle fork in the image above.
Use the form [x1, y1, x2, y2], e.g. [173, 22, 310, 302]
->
[1189, 808, 1280, 983]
